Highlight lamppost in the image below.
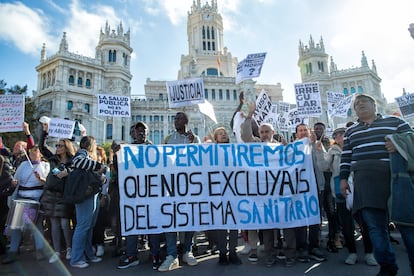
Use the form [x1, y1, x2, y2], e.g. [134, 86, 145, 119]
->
[409, 23, 414, 40]
[92, 116, 106, 144]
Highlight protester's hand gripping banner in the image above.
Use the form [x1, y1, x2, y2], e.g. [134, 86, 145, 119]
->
[395, 93, 414, 118]
[0, 94, 24, 133]
[236, 52, 267, 84]
[166, 78, 205, 108]
[117, 139, 321, 235]
[294, 82, 322, 116]
[97, 94, 131, 117]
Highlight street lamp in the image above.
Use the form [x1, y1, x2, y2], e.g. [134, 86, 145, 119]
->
[92, 116, 106, 144]
[409, 23, 414, 40]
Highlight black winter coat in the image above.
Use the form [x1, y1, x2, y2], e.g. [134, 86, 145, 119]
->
[40, 156, 74, 218]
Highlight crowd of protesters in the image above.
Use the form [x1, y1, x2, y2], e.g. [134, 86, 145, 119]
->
[0, 93, 413, 276]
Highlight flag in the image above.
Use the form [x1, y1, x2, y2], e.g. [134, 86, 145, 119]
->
[198, 100, 217, 124]
[217, 52, 221, 76]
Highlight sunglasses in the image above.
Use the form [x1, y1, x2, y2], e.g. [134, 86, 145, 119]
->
[28, 147, 40, 153]
[55, 144, 65, 148]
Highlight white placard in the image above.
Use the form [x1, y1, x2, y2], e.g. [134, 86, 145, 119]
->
[236, 52, 267, 84]
[48, 118, 76, 139]
[294, 82, 322, 116]
[97, 94, 131, 117]
[0, 94, 25, 133]
[395, 93, 414, 118]
[166, 78, 205, 108]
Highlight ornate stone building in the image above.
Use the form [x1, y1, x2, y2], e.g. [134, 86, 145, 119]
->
[33, 0, 283, 144]
[131, 0, 283, 144]
[33, 22, 133, 144]
[297, 36, 388, 127]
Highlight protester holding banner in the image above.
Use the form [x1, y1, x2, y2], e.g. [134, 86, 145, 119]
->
[38, 125, 76, 264]
[292, 124, 325, 263]
[2, 145, 50, 264]
[158, 112, 200, 272]
[240, 101, 285, 267]
[339, 94, 413, 276]
[210, 127, 242, 266]
[116, 122, 156, 269]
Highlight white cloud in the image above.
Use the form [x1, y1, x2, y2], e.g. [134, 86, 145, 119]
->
[63, 0, 120, 57]
[0, 2, 55, 55]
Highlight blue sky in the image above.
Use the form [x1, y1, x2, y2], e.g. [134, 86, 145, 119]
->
[1, 0, 413, 104]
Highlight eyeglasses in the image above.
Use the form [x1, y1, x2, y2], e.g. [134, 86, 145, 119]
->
[55, 144, 65, 148]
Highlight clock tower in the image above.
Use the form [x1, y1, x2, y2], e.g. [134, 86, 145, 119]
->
[177, 0, 238, 79]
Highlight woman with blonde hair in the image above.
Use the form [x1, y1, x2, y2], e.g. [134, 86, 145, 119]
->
[212, 127, 242, 265]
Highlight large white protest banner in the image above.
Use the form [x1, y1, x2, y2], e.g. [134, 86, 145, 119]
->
[166, 78, 205, 108]
[97, 94, 130, 117]
[330, 94, 353, 118]
[236, 52, 267, 84]
[326, 91, 345, 118]
[48, 118, 76, 139]
[253, 89, 273, 126]
[395, 93, 414, 118]
[294, 82, 322, 116]
[0, 94, 25, 133]
[117, 139, 320, 235]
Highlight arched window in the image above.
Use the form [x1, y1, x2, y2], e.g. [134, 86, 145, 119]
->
[77, 77, 83, 86]
[351, 87, 356, 94]
[67, 101, 73, 110]
[358, 86, 363, 93]
[86, 79, 91, 88]
[69, 75, 74, 85]
[113, 50, 117, 62]
[343, 88, 349, 95]
[212, 27, 215, 39]
[233, 90, 237, 100]
[84, 103, 90, 113]
[109, 50, 112, 62]
[211, 89, 216, 100]
[202, 26, 206, 39]
[219, 89, 223, 100]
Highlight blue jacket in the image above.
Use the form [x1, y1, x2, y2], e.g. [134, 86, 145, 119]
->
[389, 152, 414, 226]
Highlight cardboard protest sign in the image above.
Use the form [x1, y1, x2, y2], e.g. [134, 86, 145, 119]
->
[236, 52, 267, 84]
[395, 93, 414, 118]
[117, 139, 320, 235]
[288, 108, 308, 130]
[294, 82, 322, 116]
[98, 94, 131, 117]
[327, 91, 345, 118]
[253, 89, 273, 126]
[330, 94, 353, 118]
[166, 78, 205, 108]
[48, 118, 76, 139]
[0, 94, 24, 133]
